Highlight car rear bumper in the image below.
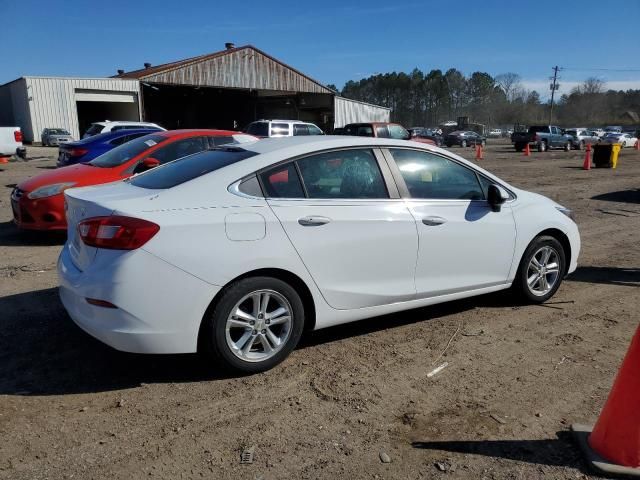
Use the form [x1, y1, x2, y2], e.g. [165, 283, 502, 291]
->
[57, 244, 220, 354]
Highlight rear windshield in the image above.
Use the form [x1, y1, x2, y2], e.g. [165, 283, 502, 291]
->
[529, 126, 549, 134]
[89, 134, 166, 168]
[129, 147, 258, 189]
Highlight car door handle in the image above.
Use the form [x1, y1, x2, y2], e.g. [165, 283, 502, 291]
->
[298, 216, 331, 227]
[422, 216, 447, 226]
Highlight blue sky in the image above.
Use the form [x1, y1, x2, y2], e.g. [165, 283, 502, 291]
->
[3, 0, 639, 98]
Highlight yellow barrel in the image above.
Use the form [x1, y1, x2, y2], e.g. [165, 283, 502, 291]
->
[611, 144, 621, 169]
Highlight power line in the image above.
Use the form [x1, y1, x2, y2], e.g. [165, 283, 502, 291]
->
[561, 66, 640, 73]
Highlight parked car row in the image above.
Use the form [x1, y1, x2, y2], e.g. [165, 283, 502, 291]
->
[510, 124, 638, 152]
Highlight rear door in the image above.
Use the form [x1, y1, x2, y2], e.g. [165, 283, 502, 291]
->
[262, 147, 418, 309]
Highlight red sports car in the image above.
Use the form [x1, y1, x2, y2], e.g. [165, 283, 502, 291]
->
[11, 129, 257, 231]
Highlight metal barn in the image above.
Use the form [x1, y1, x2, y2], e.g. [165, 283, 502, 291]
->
[0, 44, 390, 143]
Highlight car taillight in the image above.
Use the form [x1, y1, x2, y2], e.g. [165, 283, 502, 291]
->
[14, 130, 23, 142]
[69, 148, 88, 157]
[78, 216, 159, 250]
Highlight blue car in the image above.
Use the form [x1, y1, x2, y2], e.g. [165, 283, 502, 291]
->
[56, 128, 162, 167]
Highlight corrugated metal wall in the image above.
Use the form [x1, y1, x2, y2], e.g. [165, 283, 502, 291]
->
[24, 77, 141, 142]
[141, 49, 330, 94]
[334, 97, 391, 128]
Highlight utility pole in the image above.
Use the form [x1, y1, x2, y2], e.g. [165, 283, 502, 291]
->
[549, 66, 560, 125]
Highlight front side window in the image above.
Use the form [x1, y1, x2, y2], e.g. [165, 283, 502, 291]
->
[388, 124, 409, 139]
[297, 149, 387, 199]
[293, 124, 309, 136]
[389, 148, 484, 200]
[308, 124, 324, 135]
[246, 122, 269, 137]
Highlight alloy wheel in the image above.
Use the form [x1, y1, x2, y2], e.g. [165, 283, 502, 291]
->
[526, 246, 561, 296]
[225, 289, 293, 363]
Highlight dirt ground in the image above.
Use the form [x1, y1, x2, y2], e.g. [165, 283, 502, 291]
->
[1, 140, 639, 480]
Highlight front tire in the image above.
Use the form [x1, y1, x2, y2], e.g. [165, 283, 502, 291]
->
[564, 141, 572, 152]
[513, 236, 566, 303]
[461, 140, 467, 148]
[538, 141, 547, 152]
[202, 276, 305, 373]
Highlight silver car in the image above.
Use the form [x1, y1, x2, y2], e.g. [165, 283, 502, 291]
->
[41, 128, 73, 146]
[565, 128, 599, 150]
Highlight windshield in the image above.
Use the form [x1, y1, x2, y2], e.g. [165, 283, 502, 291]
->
[49, 129, 70, 135]
[130, 147, 258, 189]
[89, 134, 166, 168]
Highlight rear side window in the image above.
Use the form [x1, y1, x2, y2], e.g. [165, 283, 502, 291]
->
[130, 148, 258, 189]
[297, 149, 387, 199]
[376, 126, 390, 138]
[260, 163, 305, 198]
[270, 123, 290, 137]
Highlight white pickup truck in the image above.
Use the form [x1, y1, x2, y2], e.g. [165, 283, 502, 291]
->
[0, 127, 27, 158]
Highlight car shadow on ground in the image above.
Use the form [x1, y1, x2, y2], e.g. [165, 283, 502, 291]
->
[0, 286, 525, 396]
[592, 189, 640, 204]
[0, 287, 239, 396]
[36, 166, 57, 170]
[0, 221, 66, 247]
[411, 431, 589, 473]
[567, 266, 639, 287]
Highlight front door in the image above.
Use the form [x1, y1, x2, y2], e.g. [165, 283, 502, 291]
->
[261, 148, 418, 310]
[385, 148, 516, 297]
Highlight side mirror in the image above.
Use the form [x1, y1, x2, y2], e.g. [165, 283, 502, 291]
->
[487, 184, 509, 212]
[141, 157, 160, 169]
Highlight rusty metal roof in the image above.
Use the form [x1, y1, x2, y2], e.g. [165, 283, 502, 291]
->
[114, 45, 332, 94]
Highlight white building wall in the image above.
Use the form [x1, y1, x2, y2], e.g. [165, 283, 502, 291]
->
[25, 77, 141, 142]
[334, 96, 391, 128]
[0, 77, 142, 142]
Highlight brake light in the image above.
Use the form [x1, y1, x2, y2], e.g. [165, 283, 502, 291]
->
[78, 216, 159, 250]
[69, 148, 88, 157]
[14, 130, 23, 142]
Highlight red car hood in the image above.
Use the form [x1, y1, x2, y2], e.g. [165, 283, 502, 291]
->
[17, 163, 124, 193]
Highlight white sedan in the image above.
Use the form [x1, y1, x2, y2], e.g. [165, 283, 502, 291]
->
[58, 136, 580, 372]
[602, 133, 638, 147]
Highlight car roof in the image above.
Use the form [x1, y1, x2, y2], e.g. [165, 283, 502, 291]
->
[94, 121, 159, 126]
[155, 129, 250, 138]
[253, 119, 311, 124]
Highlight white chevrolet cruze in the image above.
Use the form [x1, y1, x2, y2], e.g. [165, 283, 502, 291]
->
[58, 136, 580, 372]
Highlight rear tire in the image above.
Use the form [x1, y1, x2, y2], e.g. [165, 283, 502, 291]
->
[515, 143, 524, 152]
[512, 236, 566, 304]
[201, 276, 305, 373]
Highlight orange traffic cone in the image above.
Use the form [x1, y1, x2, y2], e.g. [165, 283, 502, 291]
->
[475, 144, 483, 160]
[524, 143, 531, 157]
[0, 156, 9, 164]
[572, 323, 640, 477]
[582, 143, 591, 170]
